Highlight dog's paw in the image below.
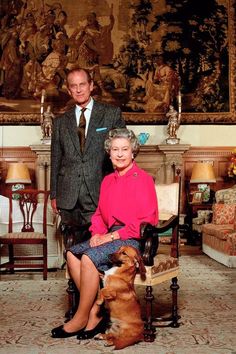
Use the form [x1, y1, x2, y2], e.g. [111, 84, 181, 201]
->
[96, 299, 103, 306]
[104, 341, 115, 348]
[94, 333, 105, 341]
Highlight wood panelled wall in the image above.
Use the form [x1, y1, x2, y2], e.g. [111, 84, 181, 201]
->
[0, 147, 37, 196]
[0, 146, 235, 211]
[182, 147, 235, 210]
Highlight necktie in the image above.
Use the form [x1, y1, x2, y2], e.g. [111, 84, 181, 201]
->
[78, 108, 86, 153]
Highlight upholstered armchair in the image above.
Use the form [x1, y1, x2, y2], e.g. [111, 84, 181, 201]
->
[202, 185, 236, 267]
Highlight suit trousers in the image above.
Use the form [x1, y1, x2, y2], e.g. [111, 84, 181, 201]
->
[59, 174, 96, 229]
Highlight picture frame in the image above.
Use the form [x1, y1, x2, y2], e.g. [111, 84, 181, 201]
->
[0, 0, 235, 125]
[192, 191, 203, 204]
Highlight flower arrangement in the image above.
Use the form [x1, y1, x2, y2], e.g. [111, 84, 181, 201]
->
[228, 148, 236, 179]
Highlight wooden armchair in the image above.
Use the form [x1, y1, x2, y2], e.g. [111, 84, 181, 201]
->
[0, 189, 49, 280]
[134, 170, 181, 342]
[61, 172, 181, 341]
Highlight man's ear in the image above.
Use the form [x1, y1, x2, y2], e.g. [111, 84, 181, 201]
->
[67, 87, 73, 97]
[89, 80, 94, 93]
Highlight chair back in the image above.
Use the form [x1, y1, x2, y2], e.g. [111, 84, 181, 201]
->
[215, 185, 236, 204]
[8, 189, 50, 235]
[154, 171, 181, 257]
[155, 182, 180, 221]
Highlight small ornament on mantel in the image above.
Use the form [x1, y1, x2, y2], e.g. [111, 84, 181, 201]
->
[40, 89, 54, 144]
[165, 90, 181, 145]
[41, 105, 54, 144]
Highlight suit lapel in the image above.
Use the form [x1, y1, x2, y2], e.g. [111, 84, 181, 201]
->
[83, 101, 105, 154]
[66, 108, 82, 155]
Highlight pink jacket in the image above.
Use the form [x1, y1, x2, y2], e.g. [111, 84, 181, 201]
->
[89, 162, 158, 240]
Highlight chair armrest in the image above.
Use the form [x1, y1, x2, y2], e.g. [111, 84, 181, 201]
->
[60, 223, 76, 249]
[139, 216, 179, 266]
[60, 222, 91, 250]
[140, 223, 159, 266]
[157, 215, 178, 233]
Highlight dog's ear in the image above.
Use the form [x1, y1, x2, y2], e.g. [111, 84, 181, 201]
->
[135, 254, 146, 280]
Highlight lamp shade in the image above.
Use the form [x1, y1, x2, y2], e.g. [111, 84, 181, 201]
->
[190, 162, 216, 183]
[6, 163, 31, 184]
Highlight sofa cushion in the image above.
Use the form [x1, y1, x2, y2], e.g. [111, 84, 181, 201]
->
[212, 203, 236, 225]
[202, 223, 234, 240]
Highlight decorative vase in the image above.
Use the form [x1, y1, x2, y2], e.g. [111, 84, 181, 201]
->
[138, 132, 150, 145]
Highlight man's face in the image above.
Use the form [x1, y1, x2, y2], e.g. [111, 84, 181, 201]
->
[67, 71, 94, 107]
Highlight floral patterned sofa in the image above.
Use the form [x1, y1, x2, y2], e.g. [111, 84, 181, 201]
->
[202, 185, 236, 267]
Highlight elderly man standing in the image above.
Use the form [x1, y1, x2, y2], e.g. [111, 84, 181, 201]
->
[50, 67, 126, 236]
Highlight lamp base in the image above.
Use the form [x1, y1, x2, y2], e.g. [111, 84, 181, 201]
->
[198, 184, 210, 202]
[12, 184, 25, 199]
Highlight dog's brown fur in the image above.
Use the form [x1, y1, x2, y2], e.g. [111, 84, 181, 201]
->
[96, 246, 146, 350]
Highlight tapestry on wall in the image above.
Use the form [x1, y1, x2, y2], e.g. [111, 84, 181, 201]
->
[0, 0, 235, 124]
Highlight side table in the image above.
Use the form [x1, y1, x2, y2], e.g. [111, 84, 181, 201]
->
[186, 202, 213, 245]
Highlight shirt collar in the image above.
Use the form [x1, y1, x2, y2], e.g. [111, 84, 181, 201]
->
[76, 97, 94, 113]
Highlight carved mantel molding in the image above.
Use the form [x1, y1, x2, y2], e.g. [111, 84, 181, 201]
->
[30, 144, 51, 192]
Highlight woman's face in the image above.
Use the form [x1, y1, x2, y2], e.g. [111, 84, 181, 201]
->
[110, 137, 133, 175]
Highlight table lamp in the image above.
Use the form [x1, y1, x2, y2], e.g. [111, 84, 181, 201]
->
[6, 163, 31, 197]
[190, 162, 216, 202]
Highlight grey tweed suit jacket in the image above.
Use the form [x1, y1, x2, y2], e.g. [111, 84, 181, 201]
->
[50, 100, 126, 210]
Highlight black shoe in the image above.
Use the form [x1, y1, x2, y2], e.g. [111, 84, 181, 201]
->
[51, 324, 85, 338]
[77, 317, 107, 340]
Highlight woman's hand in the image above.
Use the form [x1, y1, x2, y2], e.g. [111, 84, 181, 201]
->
[89, 231, 120, 247]
[90, 234, 107, 247]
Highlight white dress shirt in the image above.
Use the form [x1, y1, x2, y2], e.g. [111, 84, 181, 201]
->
[75, 98, 94, 136]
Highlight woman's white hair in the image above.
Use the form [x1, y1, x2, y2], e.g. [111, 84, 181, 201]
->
[104, 128, 140, 157]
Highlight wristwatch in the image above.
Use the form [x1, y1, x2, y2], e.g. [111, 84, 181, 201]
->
[110, 232, 114, 241]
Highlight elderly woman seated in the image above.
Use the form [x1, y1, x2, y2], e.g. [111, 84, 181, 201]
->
[51, 128, 159, 340]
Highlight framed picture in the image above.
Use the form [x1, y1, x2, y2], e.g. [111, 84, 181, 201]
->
[0, 0, 235, 125]
[192, 191, 203, 204]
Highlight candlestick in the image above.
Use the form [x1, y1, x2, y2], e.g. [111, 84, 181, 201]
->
[178, 90, 181, 114]
[41, 89, 45, 104]
[40, 89, 46, 115]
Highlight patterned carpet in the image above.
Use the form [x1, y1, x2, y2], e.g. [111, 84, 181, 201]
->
[0, 255, 236, 354]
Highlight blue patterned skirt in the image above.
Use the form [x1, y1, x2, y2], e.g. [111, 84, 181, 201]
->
[68, 238, 140, 272]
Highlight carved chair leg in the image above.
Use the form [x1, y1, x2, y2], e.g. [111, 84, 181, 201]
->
[65, 279, 80, 320]
[143, 285, 156, 342]
[153, 277, 180, 327]
[170, 276, 180, 328]
[43, 242, 47, 280]
[8, 244, 14, 273]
